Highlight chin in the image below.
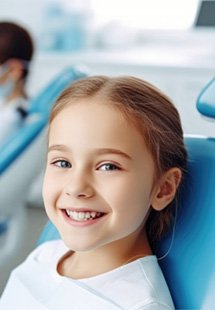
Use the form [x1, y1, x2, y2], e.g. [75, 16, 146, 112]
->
[61, 236, 102, 252]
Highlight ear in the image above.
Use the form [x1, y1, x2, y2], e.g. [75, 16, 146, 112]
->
[151, 168, 182, 211]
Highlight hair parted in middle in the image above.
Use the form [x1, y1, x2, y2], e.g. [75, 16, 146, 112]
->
[50, 75, 187, 241]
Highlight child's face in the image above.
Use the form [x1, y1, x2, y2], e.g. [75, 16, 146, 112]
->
[43, 99, 158, 252]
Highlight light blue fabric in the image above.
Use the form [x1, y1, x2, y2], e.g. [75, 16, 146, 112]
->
[0, 79, 14, 102]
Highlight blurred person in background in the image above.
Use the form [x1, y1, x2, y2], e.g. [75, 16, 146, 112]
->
[0, 21, 34, 145]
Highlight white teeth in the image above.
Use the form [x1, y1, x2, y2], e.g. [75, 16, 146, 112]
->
[65, 210, 102, 221]
[90, 211, 96, 218]
[78, 212, 85, 220]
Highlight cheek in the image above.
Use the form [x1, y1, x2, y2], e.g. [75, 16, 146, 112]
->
[103, 175, 152, 218]
[42, 171, 59, 210]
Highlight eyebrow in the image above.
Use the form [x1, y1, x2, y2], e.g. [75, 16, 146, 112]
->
[48, 144, 70, 153]
[95, 148, 132, 160]
[48, 145, 132, 160]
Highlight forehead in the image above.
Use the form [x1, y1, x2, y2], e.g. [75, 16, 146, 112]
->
[51, 98, 131, 137]
[49, 99, 151, 160]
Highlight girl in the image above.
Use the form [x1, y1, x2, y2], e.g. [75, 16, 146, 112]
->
[0, 75, 187, 309]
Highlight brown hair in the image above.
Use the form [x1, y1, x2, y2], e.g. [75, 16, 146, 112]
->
[0, 21, 34, 79]
[50, 75, 187, 241]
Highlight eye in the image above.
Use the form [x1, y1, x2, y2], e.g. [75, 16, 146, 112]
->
[98, 163, 120, 171]
[51, 160, 71, 169]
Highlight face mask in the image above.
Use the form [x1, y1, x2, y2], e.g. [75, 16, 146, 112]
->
[0, 79, 14, 103]
[0, 64, 14, 103]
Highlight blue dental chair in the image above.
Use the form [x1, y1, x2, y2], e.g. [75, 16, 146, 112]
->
[37, 78, 215, 309]
[0, 67, 87, 266]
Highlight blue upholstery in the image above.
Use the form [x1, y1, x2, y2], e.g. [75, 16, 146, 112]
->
[197, 77, 215, 118]
[154, 135, 215, 309]
[0, 67, 87, 174]
[37, 221, 60, 245]
[37, 78, 215, 309]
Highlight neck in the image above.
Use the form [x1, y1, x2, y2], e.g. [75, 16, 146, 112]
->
[58, 228, 152, 279]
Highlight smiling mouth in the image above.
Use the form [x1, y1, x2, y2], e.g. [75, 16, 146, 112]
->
[65, 210, 105, 222]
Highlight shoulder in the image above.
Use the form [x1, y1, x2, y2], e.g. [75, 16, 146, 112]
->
[0, 104, 17, 120]
[0, 240, 67, 308]
[89, 256, 174, 309]
[2, 240, 67, 290]
[27, 239, 68, 263]
[120, 256, 175, 309]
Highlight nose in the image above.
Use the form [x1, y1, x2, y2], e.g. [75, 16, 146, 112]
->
[63, 171, 94, 199]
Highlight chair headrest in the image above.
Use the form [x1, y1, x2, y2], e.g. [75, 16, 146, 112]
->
[196, 78, 215, 119]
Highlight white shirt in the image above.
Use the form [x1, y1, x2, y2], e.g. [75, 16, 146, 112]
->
[0, 240, 175, 310]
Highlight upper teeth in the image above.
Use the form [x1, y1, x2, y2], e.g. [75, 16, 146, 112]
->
[66, 210, 101, 221]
